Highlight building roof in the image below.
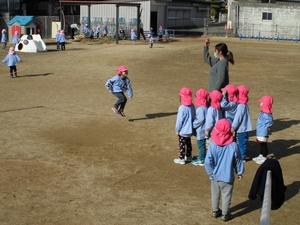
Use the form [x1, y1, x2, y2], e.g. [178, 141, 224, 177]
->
[7, 16, 34, 26]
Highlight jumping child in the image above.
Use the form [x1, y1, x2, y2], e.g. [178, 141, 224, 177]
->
[105, 65, 133, 117]
[253, 96, 273, 165]
[231, 85, 252, 161]
[205, 119, 244, 222]
[174, 87, 195, 165]
[192, 88, 209, 166]
[2, 47, 21, 78]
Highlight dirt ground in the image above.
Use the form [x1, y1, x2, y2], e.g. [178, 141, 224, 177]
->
[0, 37, 299, 225]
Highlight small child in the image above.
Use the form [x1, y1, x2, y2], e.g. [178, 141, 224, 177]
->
[130, 29, 137, 41]
[2, 47, 21, 78]
[105, 65, 133, 117]
[148, 34, 154, 48]
[1, 29, 7, 49]
[231, 85, 252, 161]
[253, 96, 273, 164]
[205, 119, 244, 222]
[205, 90, 223, 138]
[174, 87, 195, 165]
[59, 30, 66, 51]
[221, 84, 238, 123]
[55, 30, 60, 50]
[192, 88, 209, 166]
[11, 31, 20, 46]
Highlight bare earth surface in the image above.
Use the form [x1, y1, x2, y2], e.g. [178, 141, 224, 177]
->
[0, 37, 299, 225]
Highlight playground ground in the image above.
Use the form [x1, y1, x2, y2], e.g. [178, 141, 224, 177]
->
[0, 37, 299, 225]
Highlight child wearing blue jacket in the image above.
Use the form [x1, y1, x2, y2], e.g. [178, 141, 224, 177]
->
[59, 30, 66, 51]
[205, 119, 244, 222]
[221, 84, 238, 122]
[253, 96, 273, 165]
[11, 31, 20, 46]
[1, 29, 7, 49]
[105, 65, 133, 117]
[55, 30, 60, 50]
[231, 85, 252, 161]
[2, 47, 21, 78]
[174, 87, 195, 165]
[205, 90, 223, 138]
[192, 88, 209, 166]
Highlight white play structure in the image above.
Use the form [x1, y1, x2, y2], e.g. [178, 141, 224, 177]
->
[15, 34, 47, 53]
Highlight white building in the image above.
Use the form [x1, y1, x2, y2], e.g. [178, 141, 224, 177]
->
[80, 0, 210, 34]
[228, 0, 300, 40]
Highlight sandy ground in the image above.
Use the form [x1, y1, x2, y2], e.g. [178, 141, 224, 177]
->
[0, 37, 299, 225]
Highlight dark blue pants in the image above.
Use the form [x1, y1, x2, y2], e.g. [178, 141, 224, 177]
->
[113, 92, 127, 112]
[237, 132, 249, 160]
[197, 139, 207, 161]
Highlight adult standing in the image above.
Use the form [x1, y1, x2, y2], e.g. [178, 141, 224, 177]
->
[203, 38, 234, 91]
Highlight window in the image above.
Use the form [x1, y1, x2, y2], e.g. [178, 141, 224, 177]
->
[262, 12, 272, 20]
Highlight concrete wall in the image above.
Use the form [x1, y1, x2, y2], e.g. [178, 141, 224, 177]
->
[237, 3, 300, 39]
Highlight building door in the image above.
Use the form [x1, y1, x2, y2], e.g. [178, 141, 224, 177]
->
[151, 11, 158, 35]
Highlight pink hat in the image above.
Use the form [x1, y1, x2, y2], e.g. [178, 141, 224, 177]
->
[1, 29, 5, 33]
[194, 88, 209, 107]
[260, 96, 273, 114]
[211, 119, 234, 146]
[237, 85, 249, 104]
[210, 90, 222, 109]
[222, 84, 237, 102]
[179, 87, 193, 106]
[117, 65, 128, 74]
[60, 30, 64, 34]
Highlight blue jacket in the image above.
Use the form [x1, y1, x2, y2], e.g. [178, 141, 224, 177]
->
[58, 34, 66, 43]
[205, 107, 223, 134]
[256, 112, 273, 137]
[221, 96, 237, 122]
[55, 33, 60, 42]
[193, 106, 207, 140]
[232, 104, 252, 133]
[205, 141, 244, 183]
[105, 75, 133, 97]
[1, 33, 7, 43]
[2, 54, 21, 67]
[176, 105, 195, 137]
[11, 35, 20, 44]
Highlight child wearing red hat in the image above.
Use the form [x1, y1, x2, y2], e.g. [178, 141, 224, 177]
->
[174, 87, 195, 165]
[105, 65, 133, 117]
[253, 96, 273, 164]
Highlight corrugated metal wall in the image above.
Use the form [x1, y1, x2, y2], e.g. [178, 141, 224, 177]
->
[80, 1, 151, 31]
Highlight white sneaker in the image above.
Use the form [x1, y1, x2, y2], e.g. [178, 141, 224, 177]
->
[255, 156, 266, 165]
[252, 154, 263, 162]
[173, 158, 186, 165]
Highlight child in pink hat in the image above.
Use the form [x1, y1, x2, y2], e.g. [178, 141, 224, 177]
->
[192, 88, 209, 166]
[174, 87, 195, 165]
[205, 90, 223, 138]
[105, 65, 133, 117]
[221, 84, 238, 122]
[231, 85, 252, 161]
[253, 96, 273, 164]
[205, 119, 244, 222]
[1, 29, 7, 49]
[2, 47, 21, 78]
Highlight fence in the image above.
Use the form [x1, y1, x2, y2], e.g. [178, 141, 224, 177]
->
[239, 23, 300, 41]
[259, 170, 272, 225]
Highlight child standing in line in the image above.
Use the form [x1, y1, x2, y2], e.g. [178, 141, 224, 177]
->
[105, 65, 133, 117]
[59, 30, 66, 51]
[205, 90, 223, 138]
[221, 84, 238, 122]
[192, 88, 209, 166]
[1, 29, 7, 49]
[205, 119, 244, 222]
[2, 47, 21, 78]
[55, 30, 60, 50]
[253, 96, 273, 165]
[174, 87, 195, 165]
[231, 85, 252, 161]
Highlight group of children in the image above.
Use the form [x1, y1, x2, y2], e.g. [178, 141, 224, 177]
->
[175, 85, 273, 166]
[55, 30, 66, 51]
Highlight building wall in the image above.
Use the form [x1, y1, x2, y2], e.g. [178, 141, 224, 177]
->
[238, 3, 300, 39]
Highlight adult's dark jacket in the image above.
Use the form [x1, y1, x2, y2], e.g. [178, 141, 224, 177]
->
[248, 158, 286, 210]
